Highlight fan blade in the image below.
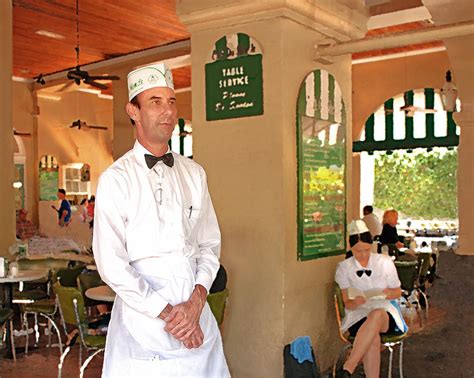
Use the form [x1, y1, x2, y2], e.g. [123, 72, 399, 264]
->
[56, 82, 75, 93]
[67, 69, 88, 80]
[84, 79, 108, 90]
[14, 130, 32, 136]
[87, 75, 120, 81]
[87, 125, 108, 130]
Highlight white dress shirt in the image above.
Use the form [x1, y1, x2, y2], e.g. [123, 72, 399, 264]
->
[93, 140, 229, 377]
[363, 213, 382, 237]
[335, 254, 405, 333]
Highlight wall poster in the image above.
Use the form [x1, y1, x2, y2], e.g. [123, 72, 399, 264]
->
[205, 33, 263, 121]
[39, 155, 59, 201]
[297, 69, 346, 260]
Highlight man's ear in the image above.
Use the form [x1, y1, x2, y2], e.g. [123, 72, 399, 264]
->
[125, 102, 139, 123]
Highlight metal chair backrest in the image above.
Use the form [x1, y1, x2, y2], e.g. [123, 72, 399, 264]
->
[54, 283, 87, 327]
[207, 288, 229, 326]
[56, 265, 85, 287]
[394, 260, 418, 292]
[334, 284, 348, 343]
[417, 252, 431, 281]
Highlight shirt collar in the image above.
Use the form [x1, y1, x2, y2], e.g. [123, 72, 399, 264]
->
[132, 140, 172, 169]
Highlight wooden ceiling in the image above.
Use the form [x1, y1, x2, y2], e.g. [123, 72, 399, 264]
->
[12, 0, 189, 79]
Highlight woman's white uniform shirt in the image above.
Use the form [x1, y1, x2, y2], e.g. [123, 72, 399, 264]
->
[93, 141, 229, 377]
[335, 253, 405, 333]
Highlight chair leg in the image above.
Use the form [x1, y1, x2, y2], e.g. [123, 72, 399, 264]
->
[34, 313, 40, 346]
[9, 319, 16, 362]
[24, 312, 30, 356]
[398, 341, 404, 378]
[39, 313, 63, 356]
[387, 345, 394, 378]
[79, 349, 104, 378]
[57, 346, 71, 378]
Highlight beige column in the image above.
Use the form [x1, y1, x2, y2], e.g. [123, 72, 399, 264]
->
[177, 1, 366, 375]
[448, 36, 474, 255]
[0, 2, 16, 256]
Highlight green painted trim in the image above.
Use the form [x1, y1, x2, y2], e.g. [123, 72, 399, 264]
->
[354, 88, 459, 153]
[385, 98, 394, 142]
[314, 70, 321, 120]
[328, 74, 335, 123]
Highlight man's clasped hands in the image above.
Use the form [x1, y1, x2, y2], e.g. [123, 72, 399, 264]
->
[158, 284, 208, 349]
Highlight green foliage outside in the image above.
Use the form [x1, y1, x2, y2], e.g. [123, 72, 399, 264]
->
[373, 148, 458, 219]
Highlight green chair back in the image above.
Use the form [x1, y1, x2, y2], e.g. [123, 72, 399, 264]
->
[207, 288, 229, 326]
[0, 308, 14, 325]
[417, 252, 431, 280]
[335, 284, 345, 319]
[77, 271, 105, 307]
[395, 260, 418, 292]
[57, 265, 85, 287]
[54, 284, 86, 327]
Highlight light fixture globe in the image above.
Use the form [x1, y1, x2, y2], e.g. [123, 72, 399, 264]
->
[441, 70, 458, 112]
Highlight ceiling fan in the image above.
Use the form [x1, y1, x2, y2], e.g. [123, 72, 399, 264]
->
[61, 0, 119, 92]
[69, 119, 108, 131]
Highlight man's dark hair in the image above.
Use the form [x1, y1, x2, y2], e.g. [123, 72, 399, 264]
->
[129, 96, 140, 126]
[58, 188, 66, 195]
[349, 231, 373, 247]
[363, 205, 373, 214]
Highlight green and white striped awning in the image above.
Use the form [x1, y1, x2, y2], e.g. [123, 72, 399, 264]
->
[353, 89, 460, 153]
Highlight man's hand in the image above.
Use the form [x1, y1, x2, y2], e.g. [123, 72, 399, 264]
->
[164, 285, 207, 341]
[158, 303, 173, 321]
[183, 325, 204, 349]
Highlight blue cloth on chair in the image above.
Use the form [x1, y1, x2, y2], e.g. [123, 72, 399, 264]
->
[289, 336, 314, 364]
[391, 299, 408, 333]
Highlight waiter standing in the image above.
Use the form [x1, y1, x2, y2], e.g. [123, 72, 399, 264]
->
[93, 62, 230, 377]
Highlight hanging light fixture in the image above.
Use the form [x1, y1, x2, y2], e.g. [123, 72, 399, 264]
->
[440, 70, 458, 112]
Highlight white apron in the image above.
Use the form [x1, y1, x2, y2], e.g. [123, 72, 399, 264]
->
[102, 255, 230, 377]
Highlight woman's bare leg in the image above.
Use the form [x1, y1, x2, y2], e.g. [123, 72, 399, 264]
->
[362, 334, 381, 378]
[343, 309, 389, 374]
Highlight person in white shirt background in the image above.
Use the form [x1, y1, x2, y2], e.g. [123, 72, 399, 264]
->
[93, 63, 229, 377]
[362, 205, 382, 238]
[335, 220, 405, 378]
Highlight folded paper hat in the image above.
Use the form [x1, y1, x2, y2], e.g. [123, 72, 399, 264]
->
[348, 220, 370, 236]
[127, 63, 174, 101]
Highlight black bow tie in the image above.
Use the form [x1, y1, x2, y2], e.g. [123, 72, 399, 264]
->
[144, 153, 174, 169]
[356, 269, 372, 277]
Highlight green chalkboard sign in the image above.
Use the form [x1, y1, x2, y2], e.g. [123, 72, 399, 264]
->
[205, 33, 263, 121]
[297, 70, 347, 260]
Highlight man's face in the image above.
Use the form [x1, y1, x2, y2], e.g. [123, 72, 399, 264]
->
[57, 191, 64, 200]
[131, 87, 178, 146]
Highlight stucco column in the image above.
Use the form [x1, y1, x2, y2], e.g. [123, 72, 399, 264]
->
[0, 2, 16, 256]
[449, 36, 474, 254]
[177, 1, 366, 375]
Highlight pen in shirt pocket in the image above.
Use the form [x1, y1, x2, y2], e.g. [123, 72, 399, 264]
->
[189, 206, 193, 218]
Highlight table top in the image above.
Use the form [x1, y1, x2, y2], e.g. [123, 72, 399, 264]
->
[0, 269, 48, 283]
[85, 285, 116, 302]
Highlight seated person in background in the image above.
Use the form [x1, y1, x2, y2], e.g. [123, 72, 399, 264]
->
[16, 209, 45, 240]
[79, 198, 89, 223]
[379, 209, 404, 250]
[362, 205, 382, 238]
[335, 220, 404, 378]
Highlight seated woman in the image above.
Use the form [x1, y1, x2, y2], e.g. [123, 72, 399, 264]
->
[335, 220, 405, 378]
[379, 209, 404, 252]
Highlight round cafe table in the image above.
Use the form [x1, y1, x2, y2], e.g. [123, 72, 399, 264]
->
[0, 269, 49, 359]
[85, 285, 116, 302]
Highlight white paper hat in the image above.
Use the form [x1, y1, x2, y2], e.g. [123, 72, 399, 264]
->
[347, 220, 370, 236]
[127, 63, 174, 101]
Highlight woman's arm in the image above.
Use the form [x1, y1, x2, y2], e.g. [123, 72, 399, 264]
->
[341, 288, 366, 310]
[383, 287, 402, 300]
